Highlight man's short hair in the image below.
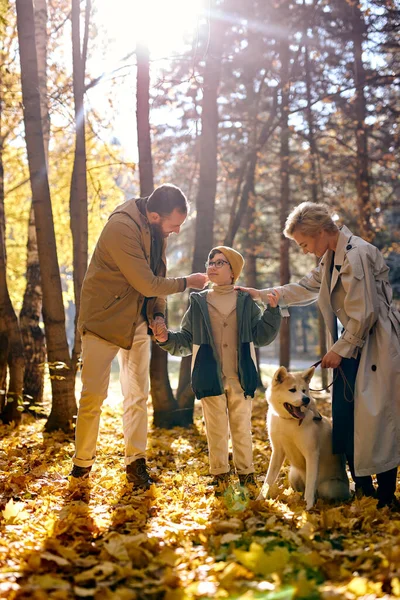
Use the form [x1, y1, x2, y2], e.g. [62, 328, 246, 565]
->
[147, 184, 189, 217]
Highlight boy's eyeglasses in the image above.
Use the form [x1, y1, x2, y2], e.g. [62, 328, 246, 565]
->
[205, 259, 230, 269]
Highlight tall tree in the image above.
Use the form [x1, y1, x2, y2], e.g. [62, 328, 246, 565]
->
[15, 0, 76, 432]
[70, 0, 90, 376]
[278, 33, 291, 369]
[303, 8, 328, 388]
[349, 2, 372, 240]
[19, 0, 48, 407]
[136, 41, 179, 428]
[176, 3, 226, 421]
[0, 91, 24, 424]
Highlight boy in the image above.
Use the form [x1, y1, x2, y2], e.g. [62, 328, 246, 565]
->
[152, 246, 281, 493]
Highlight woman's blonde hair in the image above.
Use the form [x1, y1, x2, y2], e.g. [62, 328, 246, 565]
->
[284, 202, 338, 239]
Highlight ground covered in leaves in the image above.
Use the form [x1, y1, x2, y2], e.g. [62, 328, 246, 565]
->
[1, 382, 400, 600]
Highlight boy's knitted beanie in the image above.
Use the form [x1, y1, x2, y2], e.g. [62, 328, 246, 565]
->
[210, 246, 245, 283]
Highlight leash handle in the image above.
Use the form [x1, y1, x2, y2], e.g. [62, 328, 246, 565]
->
[310, 359, 322, 369]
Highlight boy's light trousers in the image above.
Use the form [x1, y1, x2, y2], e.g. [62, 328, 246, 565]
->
[73, 317, 151, 468]
[201, 377, 254, 476]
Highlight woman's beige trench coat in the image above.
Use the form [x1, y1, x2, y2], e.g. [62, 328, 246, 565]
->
[260, 225, 400, 476]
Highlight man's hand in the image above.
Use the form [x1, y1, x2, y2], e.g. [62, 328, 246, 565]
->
[150, 316, 169, 342]
[321, 350, 342, 369]
[187, 272, 208, 290]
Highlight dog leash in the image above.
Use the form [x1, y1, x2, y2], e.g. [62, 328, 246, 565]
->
[309, 359, 354, 402]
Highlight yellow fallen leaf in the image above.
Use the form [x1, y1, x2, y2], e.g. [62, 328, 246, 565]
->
[28, 574, 71, 591]
[157, 547, 179, 566]
[234, 543, 290, 577]
[104, 533, 130, 562]
[2, 499, 30, 523]
[347, 576, 368, 596]
[74, 561, 116, 584]
[41, 551, 71, 567]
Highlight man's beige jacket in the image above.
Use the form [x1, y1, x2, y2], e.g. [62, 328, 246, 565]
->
[78, 198, 186, 349]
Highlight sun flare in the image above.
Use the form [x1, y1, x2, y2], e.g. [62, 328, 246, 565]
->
[96, 0, 204, 60]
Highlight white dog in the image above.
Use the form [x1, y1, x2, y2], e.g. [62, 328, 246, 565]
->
[261, 366, 350, 510]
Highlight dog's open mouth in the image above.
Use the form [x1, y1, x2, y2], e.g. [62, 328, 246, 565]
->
[283, 402, 306, 420]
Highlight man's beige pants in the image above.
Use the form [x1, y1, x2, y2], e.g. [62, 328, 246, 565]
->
[201, 378, 254, 476]
[73, 317, 151, 468]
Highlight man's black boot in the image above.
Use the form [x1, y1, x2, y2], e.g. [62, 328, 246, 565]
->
[70, 465, 92, 479]
[126, 458, 155, 489]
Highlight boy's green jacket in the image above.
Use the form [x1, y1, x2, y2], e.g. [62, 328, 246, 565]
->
[159, 290, 281, 399]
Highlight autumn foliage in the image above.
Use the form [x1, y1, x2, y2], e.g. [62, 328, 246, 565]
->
[1, 386, 400, 599]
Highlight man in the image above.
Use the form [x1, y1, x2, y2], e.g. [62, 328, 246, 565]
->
[70, 184, 207, 489]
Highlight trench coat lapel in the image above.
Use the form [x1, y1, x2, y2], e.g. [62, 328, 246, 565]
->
[318, 249, 337, 339]
[330, 225, 352, 293]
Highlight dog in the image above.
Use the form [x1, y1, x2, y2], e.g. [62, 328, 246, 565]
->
[260, 366, 350, 510]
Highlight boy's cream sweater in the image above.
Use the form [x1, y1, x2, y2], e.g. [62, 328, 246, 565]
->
[206, 284, 238, 381]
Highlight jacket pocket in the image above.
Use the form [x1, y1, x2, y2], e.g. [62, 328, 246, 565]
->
[239, 342, 258, 398]
[103, 286, 131, 310]
[192, 344, 222, 399]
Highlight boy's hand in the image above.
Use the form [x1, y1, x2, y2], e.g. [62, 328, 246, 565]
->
[150, 317, 169, 342]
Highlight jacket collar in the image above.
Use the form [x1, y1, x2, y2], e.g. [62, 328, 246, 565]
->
[191, 289, 249, 319]
[108, 197, 168, 256]
[109, 197, 149, 229]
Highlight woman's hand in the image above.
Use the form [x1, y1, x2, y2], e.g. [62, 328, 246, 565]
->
[321, 350, 342, 369]
[150, 317, 169, 342]
[234, 286, 262, 301]
[266, 290, 280, 307]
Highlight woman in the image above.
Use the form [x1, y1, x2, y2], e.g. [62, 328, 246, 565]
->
[238, 202, 400, 508]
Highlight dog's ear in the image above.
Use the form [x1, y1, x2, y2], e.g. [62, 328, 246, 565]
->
[273, 366, 288, 384]
[302, 366, 315, 383]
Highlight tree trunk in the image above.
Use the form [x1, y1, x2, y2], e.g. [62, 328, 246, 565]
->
[0, 317, 8, 414]
[350, 3, 372, 240]
[70, 0, 90, 378]
[19, 205, 46, 406]
[0, 116, 24, 424]
[177, 4, 225, 419]
[16, 0, 76, 432]
[136, 43, 154, 197]
[19, 0, 48, 407]
[278, 37, 291, 369]
[136, 41, 179, 428]
[244, 204, 265, 391]
[304, 22, 328, 387]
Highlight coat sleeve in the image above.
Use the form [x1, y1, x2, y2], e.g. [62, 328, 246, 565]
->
[251, 303, 281, 347]
[152, 297, 167, 318]
[331, 248, 380, 358]
[100, 218, 186, 297]
[158, 301, 194, 357]
[259, 263, 322, 308]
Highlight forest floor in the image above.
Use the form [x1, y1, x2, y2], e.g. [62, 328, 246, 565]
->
[1, 373, 400, 600]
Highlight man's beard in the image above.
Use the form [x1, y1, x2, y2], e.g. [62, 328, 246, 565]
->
[150, 220, 166, 239]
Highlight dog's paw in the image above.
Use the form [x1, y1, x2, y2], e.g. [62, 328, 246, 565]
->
[259, 481, 270, 500]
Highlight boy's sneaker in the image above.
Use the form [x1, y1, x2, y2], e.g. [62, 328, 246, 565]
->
[238, 473, 259, 499]
[126, 458, 155, 489]
[70, 465, 92, 479]
[238, 473, 256, 486]
[210, 472, 230, 496]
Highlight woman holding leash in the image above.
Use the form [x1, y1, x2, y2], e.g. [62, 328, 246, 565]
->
[237, 202, 400, 509]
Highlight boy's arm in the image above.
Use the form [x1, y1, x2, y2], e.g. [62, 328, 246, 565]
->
[251, 301, 281, 347]
[158, 302, 194, 357]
